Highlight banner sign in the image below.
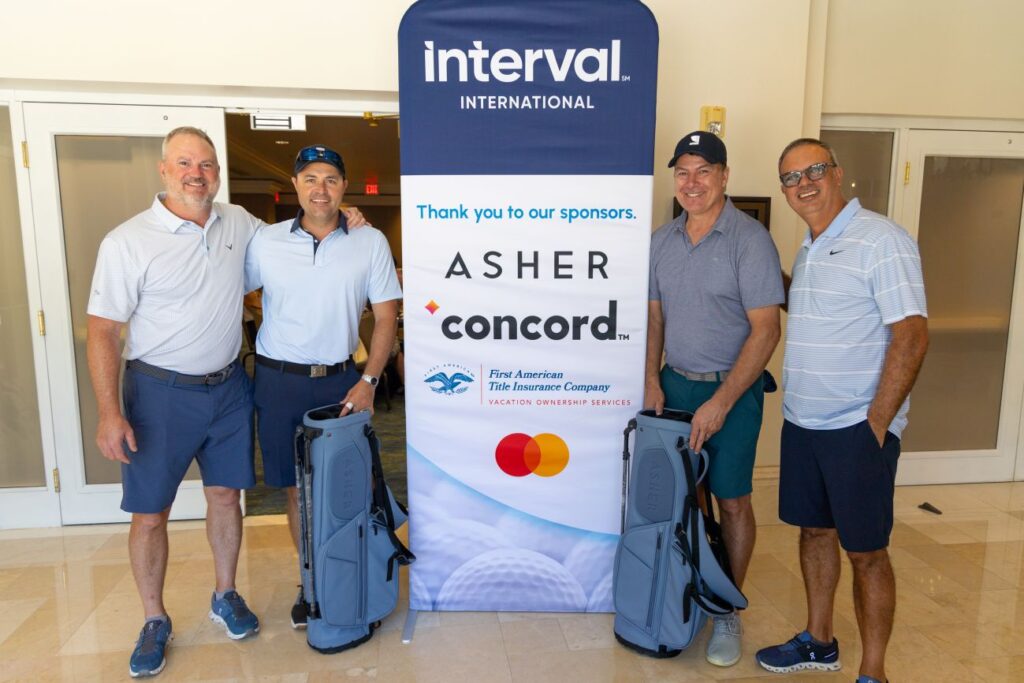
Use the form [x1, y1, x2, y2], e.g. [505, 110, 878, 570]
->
[400, 0, 658, 611]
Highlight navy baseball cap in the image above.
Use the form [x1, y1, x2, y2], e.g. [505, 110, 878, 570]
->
[667, 131, 727, 167]
[294, 145, 346, 176]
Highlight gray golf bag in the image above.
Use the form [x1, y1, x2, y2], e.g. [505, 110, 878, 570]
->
[613, 409, 747, 657]
[294, 405, 414, 653]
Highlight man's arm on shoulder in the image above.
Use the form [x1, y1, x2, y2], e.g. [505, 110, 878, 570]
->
[86, 315, 136, 463]
[644, 300, 666, 414]
[343, 206, 367, 229]
[689, 304, 781, 452]
[340, 299, 400, 416]
[867, 315, 929, 445]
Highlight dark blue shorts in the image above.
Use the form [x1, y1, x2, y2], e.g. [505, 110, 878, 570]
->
[779, 419, 901, 552]
[254, 362, 360, 488]
[120, 362, 255, 514]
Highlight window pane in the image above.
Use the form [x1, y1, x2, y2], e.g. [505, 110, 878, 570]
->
[901, 156, 1024, 452]
[54, 135, 200, 484]
[820, 130, 894, 215]
[0, 107, 45, 488]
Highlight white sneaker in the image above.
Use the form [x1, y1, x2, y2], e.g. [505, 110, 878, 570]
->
[706, 613, 743, 667]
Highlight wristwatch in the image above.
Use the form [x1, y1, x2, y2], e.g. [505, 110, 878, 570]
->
[361, 374, 379, 387]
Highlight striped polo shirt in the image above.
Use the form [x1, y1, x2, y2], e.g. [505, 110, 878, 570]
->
[782, 199, 927, 437]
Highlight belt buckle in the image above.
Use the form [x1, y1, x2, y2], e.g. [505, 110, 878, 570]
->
[204, 370, 226, 385]
[310, 364, 327, 378]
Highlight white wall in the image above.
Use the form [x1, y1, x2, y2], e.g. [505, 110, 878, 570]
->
[823, 0, 1024, 119]
[3, 1, 411, 93]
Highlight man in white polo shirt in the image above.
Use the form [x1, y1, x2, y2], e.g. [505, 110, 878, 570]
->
[756, 138, 928, 683]
[86, 128, 365, 678]
[244, 144, 401, 630]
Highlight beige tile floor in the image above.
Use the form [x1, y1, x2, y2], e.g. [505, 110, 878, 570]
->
[3, 479, 1024, 682]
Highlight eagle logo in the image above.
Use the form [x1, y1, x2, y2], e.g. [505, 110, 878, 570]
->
[424, 371, 474, 395]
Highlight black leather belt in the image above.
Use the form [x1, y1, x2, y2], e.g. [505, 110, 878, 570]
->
[256, 354, 352, 378]
[126, 359, 236, 386]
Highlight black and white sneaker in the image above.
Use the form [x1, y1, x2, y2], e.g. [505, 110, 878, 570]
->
[290, 588, 309, 630]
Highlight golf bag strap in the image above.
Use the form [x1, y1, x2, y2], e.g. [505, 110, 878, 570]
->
[294, 425, 322, 617]
[620, 418, 637, 534]
[364, 425, 416, 580]
[676, 437, 703, 575]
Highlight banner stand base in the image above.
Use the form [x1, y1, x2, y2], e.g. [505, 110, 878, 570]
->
[401, 609, 418, 644]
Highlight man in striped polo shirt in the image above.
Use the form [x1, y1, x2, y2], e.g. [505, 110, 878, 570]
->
[756, 139, 928, 683]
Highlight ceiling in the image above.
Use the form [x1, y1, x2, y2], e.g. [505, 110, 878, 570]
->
[225, 113, 400, 199]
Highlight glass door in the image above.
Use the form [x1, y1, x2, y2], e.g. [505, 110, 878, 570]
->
[898, 130, 1024, 484]
[23, 103, 228, 524]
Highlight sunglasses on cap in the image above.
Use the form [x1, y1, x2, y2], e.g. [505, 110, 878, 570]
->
[295, 146, 343, 168]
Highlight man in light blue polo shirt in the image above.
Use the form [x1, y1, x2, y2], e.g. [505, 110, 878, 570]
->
[646, 131, 784, 666]
[244, 144, 401, 629]
[756, 138, 928, 683]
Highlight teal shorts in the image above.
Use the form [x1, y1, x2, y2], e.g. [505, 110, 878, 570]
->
[659, 365, 764, 500]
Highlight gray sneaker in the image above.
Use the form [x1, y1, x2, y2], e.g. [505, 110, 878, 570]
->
[706, 612, 743, 667]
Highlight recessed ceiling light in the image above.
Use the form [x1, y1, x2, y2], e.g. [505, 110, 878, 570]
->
[275, 140, 290, 145]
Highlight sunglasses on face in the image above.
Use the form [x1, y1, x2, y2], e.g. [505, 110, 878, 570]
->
[779, 162, 836, 188]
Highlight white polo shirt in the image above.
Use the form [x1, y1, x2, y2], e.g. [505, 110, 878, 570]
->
[783, 199, 927, 437]
[244, 212, 402, 365]
[87, 194, 262, 375]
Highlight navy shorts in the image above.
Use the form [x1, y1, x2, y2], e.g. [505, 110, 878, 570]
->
[254, 362, 360, 488]
[779, 419, 900, 552]
[120, 362, 255, 514]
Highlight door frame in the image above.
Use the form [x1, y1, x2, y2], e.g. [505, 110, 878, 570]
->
[24, 102, 231, 525]
[899, 129, 1024, 485]
[1, 85, 399, 528]
[0, 95, 61, 529]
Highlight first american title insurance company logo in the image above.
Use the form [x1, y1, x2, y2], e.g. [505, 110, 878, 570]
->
[423, 39, 627, 111]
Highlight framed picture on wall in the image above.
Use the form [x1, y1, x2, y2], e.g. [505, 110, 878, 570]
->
[672, 195, 771, 231]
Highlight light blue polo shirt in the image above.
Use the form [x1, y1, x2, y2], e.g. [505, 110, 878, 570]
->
[783, 199, 927, 437]
[244, 211, 402, 365]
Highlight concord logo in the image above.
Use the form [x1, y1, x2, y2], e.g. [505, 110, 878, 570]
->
[441, 301, 619, 341]
[423, 40, 622, 83]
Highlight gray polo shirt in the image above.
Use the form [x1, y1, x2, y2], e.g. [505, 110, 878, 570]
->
[649, 198, 784, 373]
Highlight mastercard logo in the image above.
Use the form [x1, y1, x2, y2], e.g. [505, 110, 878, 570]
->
[495, 433, 570, 477]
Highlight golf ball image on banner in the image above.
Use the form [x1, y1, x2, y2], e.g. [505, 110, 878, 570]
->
[495, 433, 570, 477]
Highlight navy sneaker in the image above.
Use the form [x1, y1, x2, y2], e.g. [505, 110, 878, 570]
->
[756, 630, 841, 674]
[208, 590, 260, 640]
[129, 616, 173, 678]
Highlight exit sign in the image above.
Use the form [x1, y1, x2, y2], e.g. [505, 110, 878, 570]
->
[365, 183, 379, 195]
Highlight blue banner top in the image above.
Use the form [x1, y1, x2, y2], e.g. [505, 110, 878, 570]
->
[399, 0, 659, 176]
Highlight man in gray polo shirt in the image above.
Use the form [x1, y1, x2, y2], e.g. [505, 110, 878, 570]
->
[645, 131, 783, 667]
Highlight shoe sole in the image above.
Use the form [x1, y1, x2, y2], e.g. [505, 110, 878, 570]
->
[757, 659, 842, 674]
[290, 619, 307, 630]
[128, 633, 173, 678]
[208, 611, 260, 640]
[706, 651, 742, 667]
